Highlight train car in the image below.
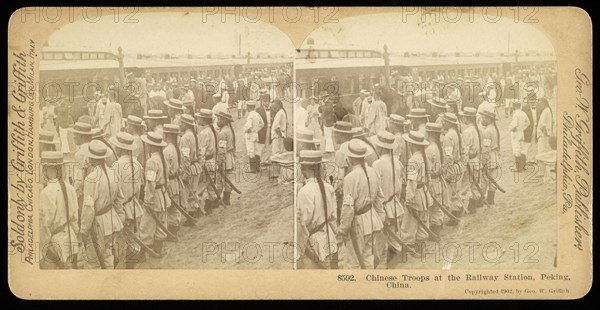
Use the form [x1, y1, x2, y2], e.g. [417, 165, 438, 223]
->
[295, 47, 555, 112]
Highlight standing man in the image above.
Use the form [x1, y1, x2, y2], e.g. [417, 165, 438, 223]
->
[479, 108, 500, 208]
[424, 123, 444, 238]
[458, 107, 483, 214]
[139, 132, 169, 257]
[521, 93, 539, 164]
[401, 131, 430, 256]
[215, 111, 236, 207]
[508, 101, 530, 172]
[197, 109, 219, 213]
[441, 112, 464, 222]
[144, 109, 168, 138]
[338, 139, 384, 269]
[366, 89, 388, 136]
[179, 114, 203, 221]
[236, 74, 248, 119]
[296, 150, 339, 269]
[270, 99, 288, 156]
[371, 131, 404, 265]
[243, 101, 264, 173]
[320, 98, 336, 153]
[388, 114, 409, 166]
[79, 140, 124, 269]
[428, 97, 448, 125]
[109, 132, 144, 269]
[295, 98, 309, 132]
[164, 98, 186, 125]
[406, 108, 430, 135]
[162, 124, 183, 240]
[352, 90, 367, 125]
[40, 151, 80, 269]
[536, 98, 553, 154]
[124, 115, 146, 166]
[256, 94, 272, 166]
[55, 99, 74, 154]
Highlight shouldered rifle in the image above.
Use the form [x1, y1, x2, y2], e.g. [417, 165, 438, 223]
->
[405, 205, 440, 242]
[141, 203, 177, 240]
[217, 166, 241, 194]
[466, 164, 490, 207]
[202, 164, 225, 207]
[425, 185, 460, 222]
[168, 184, 197, 225]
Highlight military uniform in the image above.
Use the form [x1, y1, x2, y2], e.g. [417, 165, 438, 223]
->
[163, 133, 182, 231]
[139, 134, 169, 253]
[79, 141, 125, 269]
[460, 119, 482, 212]
[244, 102, 264, 171]
[480, 110, 500, 206]
[197, 120, 218, 205]
[40, 152, 80, 269]
[441, 117, 464, 214]
[180, 117, 201, 214]
[401, 132, 430, 245]
[424, 123, 444, 233]
[216, 114, 235, 204]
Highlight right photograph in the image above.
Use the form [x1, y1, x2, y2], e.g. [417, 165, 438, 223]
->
[294, 12, 557, 270]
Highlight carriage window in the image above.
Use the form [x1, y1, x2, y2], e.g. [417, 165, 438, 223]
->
[53, 53, 63, 60]
[98, 53, 105, 59]
[82, 53, 89, 60]
[308, 50, 318, 59]
[319, 51, 329, 58]
[356, 51, 364, 58]
[43, 53, 53, 60]
[329, 51, 340, 58]
[348, 51, 356, 58]
[90, 53, 97, 60]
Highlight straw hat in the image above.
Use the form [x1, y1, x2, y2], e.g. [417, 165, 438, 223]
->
[109, 132, 137, 151]
[164, 98, 185, 110]
[298, 150, 327, 165]
[81, 140, 114, 159]
[162, 124, 180, 136]
[40, 130, 59, 145]
[216, 111, 233, 122]
[141, 131, 167, 147]
[296, 129, 320, 144]
[195, 109, 213, 120]
[180, 114, 196, 126]
[126, 115, 144, 127]
[458, 107, 477, 118]
[402, 131, 429, 146]
[41, 151, 64, 165]
[69, 122, 95, 135]
[427, 97, 448, 109]
[352, 127, 368, 139]
[144, 109, 168, 120]
[442, 112, 459, 125]
[406, 108, 430, 119]
[425, 122, 443, 133]
[478, 107, 498, 120]
[331, 121, 355, 134]
[388, 114, 408, 126]
[341, 139, 374, 158]
[372, 131, 398, 149]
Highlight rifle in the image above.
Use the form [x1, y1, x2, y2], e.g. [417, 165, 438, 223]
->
[202, 165, 225, 207]
[58, 179, 77, 269]
[141, 203, 177, 240]
[405, 205, 440, 242]
[425, 185, 461, 222]
[87, 228, 107, 269]
[167, 187, 197, 224]
[123, 228, 160, 258]
[347, 225, 367, 269]
[217, 166, 241, 194]
[484, 166, 506, 193]
[466, 164, 490, 207]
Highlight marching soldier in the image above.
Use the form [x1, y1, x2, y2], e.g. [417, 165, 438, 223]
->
[215, 111, 236, 207]
[79, 140, 125, 269]
[139, 132, 170, 257]
[196, 109, 219, 213]
[424, 123, 444, 238]
[479, 108, 501, 208]
[92, 128, 118, 167]
[125, 115, 146, 165]
[40, 130, 59, 155]
[371, 131, 404, 265]
[244, 101, 264, 173]
[401, 131, 430, 256]
[179, 114, 203, 222]
[70, 122, 97, 205]
[40, 151, 80, 269]
[406, 108, 430, 135]
[441, 112, 465, 224]
[338, 139, 385, 269]
[163, 124, 183, 239]
[296, 150, 339, 269]
[446, 97, 459, 115]
[164, 98, 186, 125]
[458, 107, 482, 214]
[351, 127, 378, 167]
[109, 132, 145, 269]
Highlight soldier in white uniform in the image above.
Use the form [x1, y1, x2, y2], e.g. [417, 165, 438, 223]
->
[479, 108, 501, 208]
[243, 101, 264, 173]
[40, 151, 80, 269]
[162, 124, 183, 240]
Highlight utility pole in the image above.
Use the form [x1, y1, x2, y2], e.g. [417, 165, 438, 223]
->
[117, 46, 125, 86]
[383, 44, 391, 87]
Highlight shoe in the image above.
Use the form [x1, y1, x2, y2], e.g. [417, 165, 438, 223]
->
[153, 241, 164, 257]
[455, 208, 464, 218]
[446, 214, 459, 226]
[222, 191, 231, 207]
[467, 199, 478, 214]
[487, 190, 496, 207]
[166, 226, 179, 242]
[428, 225, 442, 241]
[248, 157, 258, 173]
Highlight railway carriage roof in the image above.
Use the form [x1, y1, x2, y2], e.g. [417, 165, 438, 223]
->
[40, 57, 292, 72]
[295, 55, 555, 71]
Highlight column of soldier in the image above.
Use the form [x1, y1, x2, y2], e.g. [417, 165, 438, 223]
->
[296, 83, 504, 270]
[38, 89, 240, 269]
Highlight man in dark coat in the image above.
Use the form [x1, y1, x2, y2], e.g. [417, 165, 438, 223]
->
[256, 93, 272, 165]
[521, 91, 542, 163]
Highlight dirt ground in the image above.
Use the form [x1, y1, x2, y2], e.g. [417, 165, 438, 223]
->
[138, 101, 295, 269]
[389, 100, 557, 270]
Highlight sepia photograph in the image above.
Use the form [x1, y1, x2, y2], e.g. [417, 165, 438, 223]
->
[36, 11, 295, 269]
[294, 11, 558, 270]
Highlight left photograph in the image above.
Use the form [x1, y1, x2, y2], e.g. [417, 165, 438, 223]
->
[37, 11, 295, 269]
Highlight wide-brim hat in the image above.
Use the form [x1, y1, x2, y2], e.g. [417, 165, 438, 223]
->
[352, 127, 368, 139]
[109, 132, 136, 151]
[445, 97, 458, 105]
[164, 98, 185, 110]
[458, 107, 478, 118]
[425, 122, 443, 133]
[41, 151, 64, 165]
[388, 114, 408, 126]
[297, 150, 328, 165]
[403, 131, 429, 146]
[216, 111, 233, 122]
[144, 109, 168, 120]
[40, 130, 60, 145]
[331, 121, 355, 133]
[427, 97, 448, 109]
[442, 112, 459, 125]
[180, 113, 196, 126]
[478, 109, 498, 120]
[195, 109, 213, 120]
[372, 131, 398, 149]
[296, 129, 320, 144]
[406, 108, 430, 118]
[141, 132, 167, 147]
[246, 100, 257, 107]
[341, 139, 374, 158]
[69, 122, 95, 135]
[81, 140, 114, 159]
[126, 115, 144, 127]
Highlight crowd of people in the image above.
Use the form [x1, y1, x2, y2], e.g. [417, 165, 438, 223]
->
[38, 66, 292, 269]
[295, 66, 557, 269]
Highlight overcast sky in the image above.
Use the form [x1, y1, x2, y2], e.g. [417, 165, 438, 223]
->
[305, 12, 555, 54]
[47, 12, 295, 56]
